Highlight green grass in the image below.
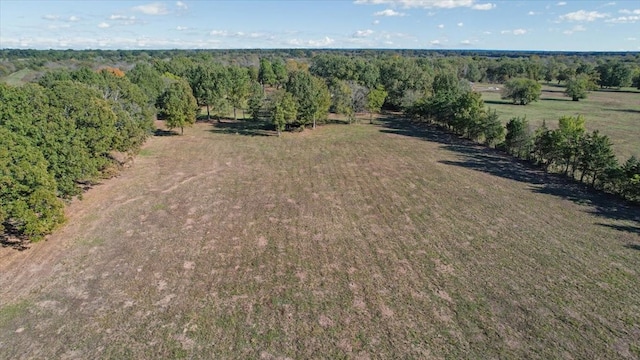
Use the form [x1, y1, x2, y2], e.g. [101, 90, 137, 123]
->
[1, 69, 36, 86]
[0, 118, 638, 359]
[478, 84, 640, 160]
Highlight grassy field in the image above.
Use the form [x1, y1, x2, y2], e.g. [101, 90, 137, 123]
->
[478, 84, 640, 161]
[0, 69, 37, 86]
[1, 118, 639, 358]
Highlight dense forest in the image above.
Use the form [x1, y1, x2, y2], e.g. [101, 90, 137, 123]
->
[1, 49, 639, 242]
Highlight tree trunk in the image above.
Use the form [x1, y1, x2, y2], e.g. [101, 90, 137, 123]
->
[369, 112, 373, 124]
[572, 97, 579, 101]
[313, 115, 316, 129]
[181, 126, 184, 135]
[206, 104, 211, 120]
[234, 107, 237, 121]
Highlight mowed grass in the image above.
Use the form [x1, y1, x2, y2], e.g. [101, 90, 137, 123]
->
[479, 84, 640, 161]
[0, 118, 639, 358]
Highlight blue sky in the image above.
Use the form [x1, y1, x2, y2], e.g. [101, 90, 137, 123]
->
[1, 1, 638, 51]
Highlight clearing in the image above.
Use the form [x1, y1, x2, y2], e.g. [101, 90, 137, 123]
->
[478, 84, 640, 161]
[1, 118, 639, 359]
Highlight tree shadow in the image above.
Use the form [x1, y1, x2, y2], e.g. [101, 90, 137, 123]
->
[599, 223, 640, 235]
[605, 108, 640, 114]
[484, 99, 512, 105]
[154, 129, 179, 137]
[624, 244, 640, 251]
[540, 97, 573, 102]
[378, 115, 640, 236]
[209, 119, 273, 137]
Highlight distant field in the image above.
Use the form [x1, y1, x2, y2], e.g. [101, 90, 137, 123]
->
[478, 84, 640, 161]
[1, 68, 37, 86]
[1, 117, 638, 358]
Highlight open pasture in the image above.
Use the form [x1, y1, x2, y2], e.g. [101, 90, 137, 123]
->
[1, 118, 639, 358]
[478, 84, 640, 161]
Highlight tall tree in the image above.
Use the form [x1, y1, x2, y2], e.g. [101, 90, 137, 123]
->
[158, 79, 198, 135]
[0, 127, 65, 240]
[329, 79, 354, 123]
[258, 58, 276, 87]
[578, 130, 617, 187]
[365, 85, 388, 124]
[564, 74, 596, 101]
[501, 78, 541, 105]
[286, 71, 330, 129]
[504, 116, 533, 159]
[270, 91, 297, 136]
[247, 80, 264, 121]
[227, 66, 251, 120]
[481, 109, 505, 148]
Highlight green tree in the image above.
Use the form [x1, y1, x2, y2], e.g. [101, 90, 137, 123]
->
[578, 130, 617, 187]
[159, 79, 198, 135]
[286, 71, 331, 129]
[258, 58, 276, 87]
[127, 62, 165, 105]
[271, 91, 297, 136]
[632, 68, 640, 90]
[564, 74, 595, 101]
[247, 80, 264, 121]
[0, 127, 65, 240]
[228, 66, 251, 120]
[329, 79, 354, 123]
[366, 85, 387, 124]
[501, 78, 541, 105]
[272, 58, 288, 89]
[557, 115, 586, 176]
[481, 109, 505, 148]
[504, 116, 533, 159]
[596, 60, 632, 88]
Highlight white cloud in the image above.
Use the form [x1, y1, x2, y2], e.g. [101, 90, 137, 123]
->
[48, 24, 71, 30]
[176, 26, 188, 31]
[563, 25, 587, 34]
[288, 36, 335, 47]
[457, 22, 464, 26]
[460, 39, 471, 45]
[210, 30, 229, 36]
[108, 15, 138, 25]
[373, 19, 380, 25]
[98, 22, 110, 28]
[176, 1, 188, 9]
[374, 9, 406, 16]
[354, 0, 495, 10]
[557, 1, 567, 6]
[354, 29, 375, 37]
[501, 28, 527, 35]
[627, 37, 637, 41]
[308, 36, 335, 47]
[132, 2, 169, 15]
[560, 10, 609, 22]
[472, 3, 495, 10]
[619, 9, 640, 15]
[430, 39, 442, 45]
[606, 15, 639, 23]
[42, 14, 60, 21]
[68, 16, 80, 22]
[437, 24, 444, 28]
[528, 11, 537, 15]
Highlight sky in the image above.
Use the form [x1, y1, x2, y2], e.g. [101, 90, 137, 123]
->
[0, 0, 638, 51]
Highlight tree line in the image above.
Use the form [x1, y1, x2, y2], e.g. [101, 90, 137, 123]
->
[1, 67, 156, 242]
